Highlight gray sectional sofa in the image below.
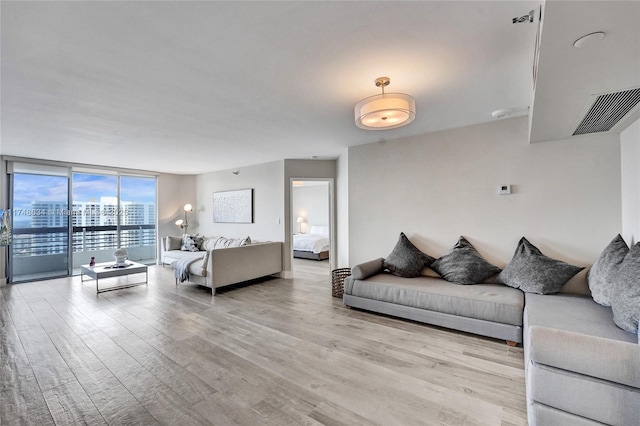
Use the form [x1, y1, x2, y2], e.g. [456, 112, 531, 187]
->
[344, 234, 640, 426]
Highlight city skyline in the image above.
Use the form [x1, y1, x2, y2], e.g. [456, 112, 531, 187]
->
[12, 173, 156, 226]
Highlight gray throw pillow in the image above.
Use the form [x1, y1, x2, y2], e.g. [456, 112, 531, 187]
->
[167, 236, 182, 251]
[383, 232, 434, 278]
[430, 236, 501, 285]
[496, 237, 584, 294]
[610, 242, 640, 334]
[588, 234, 629, 306]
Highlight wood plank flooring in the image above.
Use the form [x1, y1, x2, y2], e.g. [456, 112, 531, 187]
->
[1, 259, 526, 425]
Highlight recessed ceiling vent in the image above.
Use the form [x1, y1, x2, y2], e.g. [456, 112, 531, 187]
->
[573, 87, 640, 136]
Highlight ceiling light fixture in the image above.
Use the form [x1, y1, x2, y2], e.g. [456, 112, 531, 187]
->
[355, 77, 416, 130]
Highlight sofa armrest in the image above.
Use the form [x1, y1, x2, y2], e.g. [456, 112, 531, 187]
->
[351, 258, 385, 280]
[528, 325, 640, 388]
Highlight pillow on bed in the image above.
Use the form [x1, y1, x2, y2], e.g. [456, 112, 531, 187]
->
[383, 232, 434, 278]
[496, 237, 584, 294]
[430, 236, 501, 285]
[310, 225, 329, 236]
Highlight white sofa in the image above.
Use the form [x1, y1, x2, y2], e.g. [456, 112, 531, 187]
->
[161, 236, 283, 294]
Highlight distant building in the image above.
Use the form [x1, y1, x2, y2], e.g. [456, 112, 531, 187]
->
[13, 198, 155, 256]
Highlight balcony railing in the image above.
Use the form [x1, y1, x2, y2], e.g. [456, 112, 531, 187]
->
[12, 227, 68, 256]
[12, 225, 156, 256]
[72, 224, 156, 252]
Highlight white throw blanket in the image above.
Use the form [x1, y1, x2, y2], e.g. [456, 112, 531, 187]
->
[174, 255, 204, 283]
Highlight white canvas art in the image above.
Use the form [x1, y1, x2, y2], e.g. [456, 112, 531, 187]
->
[213, 189, 253, 223]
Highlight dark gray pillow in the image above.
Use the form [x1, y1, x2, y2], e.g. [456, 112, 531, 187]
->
[588, 234, 629, 306]
[430, 236, 501, 285]
[496, 237, 584, 294]
[610, 242, 640, 334]
[383, 232, 434, 278]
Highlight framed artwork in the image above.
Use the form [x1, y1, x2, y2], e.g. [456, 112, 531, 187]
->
[213, 189, 254, 223]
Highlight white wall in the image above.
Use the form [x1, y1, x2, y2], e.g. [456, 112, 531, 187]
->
[348, 116, 621, 270]
[292, 183, 329, 234]
[621, 117, 640, 245]
[157, 173, 196, 260]
[336, 149, 349, 268]
[195, 160, 285, 242]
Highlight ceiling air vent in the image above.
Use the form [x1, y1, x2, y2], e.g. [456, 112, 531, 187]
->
[573, 87, 640, 136]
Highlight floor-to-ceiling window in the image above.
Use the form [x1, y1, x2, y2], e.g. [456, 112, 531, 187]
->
[71, 172, 119, 268]
[10, 167, 70, 282]
[8, 161, 157, 283]
[70, 172, 157, 271]
[118, 175, 156, 263]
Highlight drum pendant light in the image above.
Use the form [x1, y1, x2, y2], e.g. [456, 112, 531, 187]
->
[354, 77, 416, 130]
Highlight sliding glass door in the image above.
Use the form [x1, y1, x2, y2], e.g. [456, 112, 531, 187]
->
[71, 173, 156, 271]
[10, 172, 70, 282]
[119, 176, 156, 263]
[71, 173, 119, 268]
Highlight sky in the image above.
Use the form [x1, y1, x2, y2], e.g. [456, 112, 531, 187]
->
[11, 173, 156, 224]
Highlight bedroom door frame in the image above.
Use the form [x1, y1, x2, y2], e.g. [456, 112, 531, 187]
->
[289, 178, 336, 275]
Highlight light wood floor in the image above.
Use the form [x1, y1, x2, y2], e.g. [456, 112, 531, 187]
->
[1, 260, 526, 425]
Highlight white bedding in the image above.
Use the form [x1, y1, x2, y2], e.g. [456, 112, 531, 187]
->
[293, 233, 330, 254]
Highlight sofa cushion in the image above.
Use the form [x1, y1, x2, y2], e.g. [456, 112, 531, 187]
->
[528, 361, 640, 425]
[588, 234, 629, 306]
[351, 258, 384, 280]
[383, 232, 434, 278]
[430, 236, 501, 285]
[524, 293, 636, 343]
[181, 234, 203, 252]
[347, 273, 524, 326]
[497, 237, 584, 294]
[166, 236, 182, 251]
[610, 242, 640, 333]
[527, 325, 640, 389]
[205, 236, 251, 250]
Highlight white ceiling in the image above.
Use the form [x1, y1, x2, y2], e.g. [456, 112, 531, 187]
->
[530, 0, 640, 142]
[9, 2, 637, 175]
[1, 1, 541, 174]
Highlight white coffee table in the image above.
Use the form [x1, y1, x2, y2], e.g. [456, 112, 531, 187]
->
[81, 261, 148, 293]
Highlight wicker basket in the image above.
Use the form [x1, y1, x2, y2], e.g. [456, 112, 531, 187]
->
[331, 268, 351, 298]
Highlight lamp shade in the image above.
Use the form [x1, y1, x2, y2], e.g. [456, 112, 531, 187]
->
[184, 203, 193, 212]
[355, 77, 416, 130]
[175, 219, 184, 226]
[355, 93, 416, 130]
[296, 216, 304, 224]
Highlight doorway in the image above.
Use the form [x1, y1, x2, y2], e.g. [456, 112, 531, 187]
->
[290, 179, 334, 279]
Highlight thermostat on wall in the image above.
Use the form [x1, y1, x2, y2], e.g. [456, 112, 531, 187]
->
[499, 185, 512, 195]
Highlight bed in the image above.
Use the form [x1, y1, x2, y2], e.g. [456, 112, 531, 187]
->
[293, 225, 330, 260]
